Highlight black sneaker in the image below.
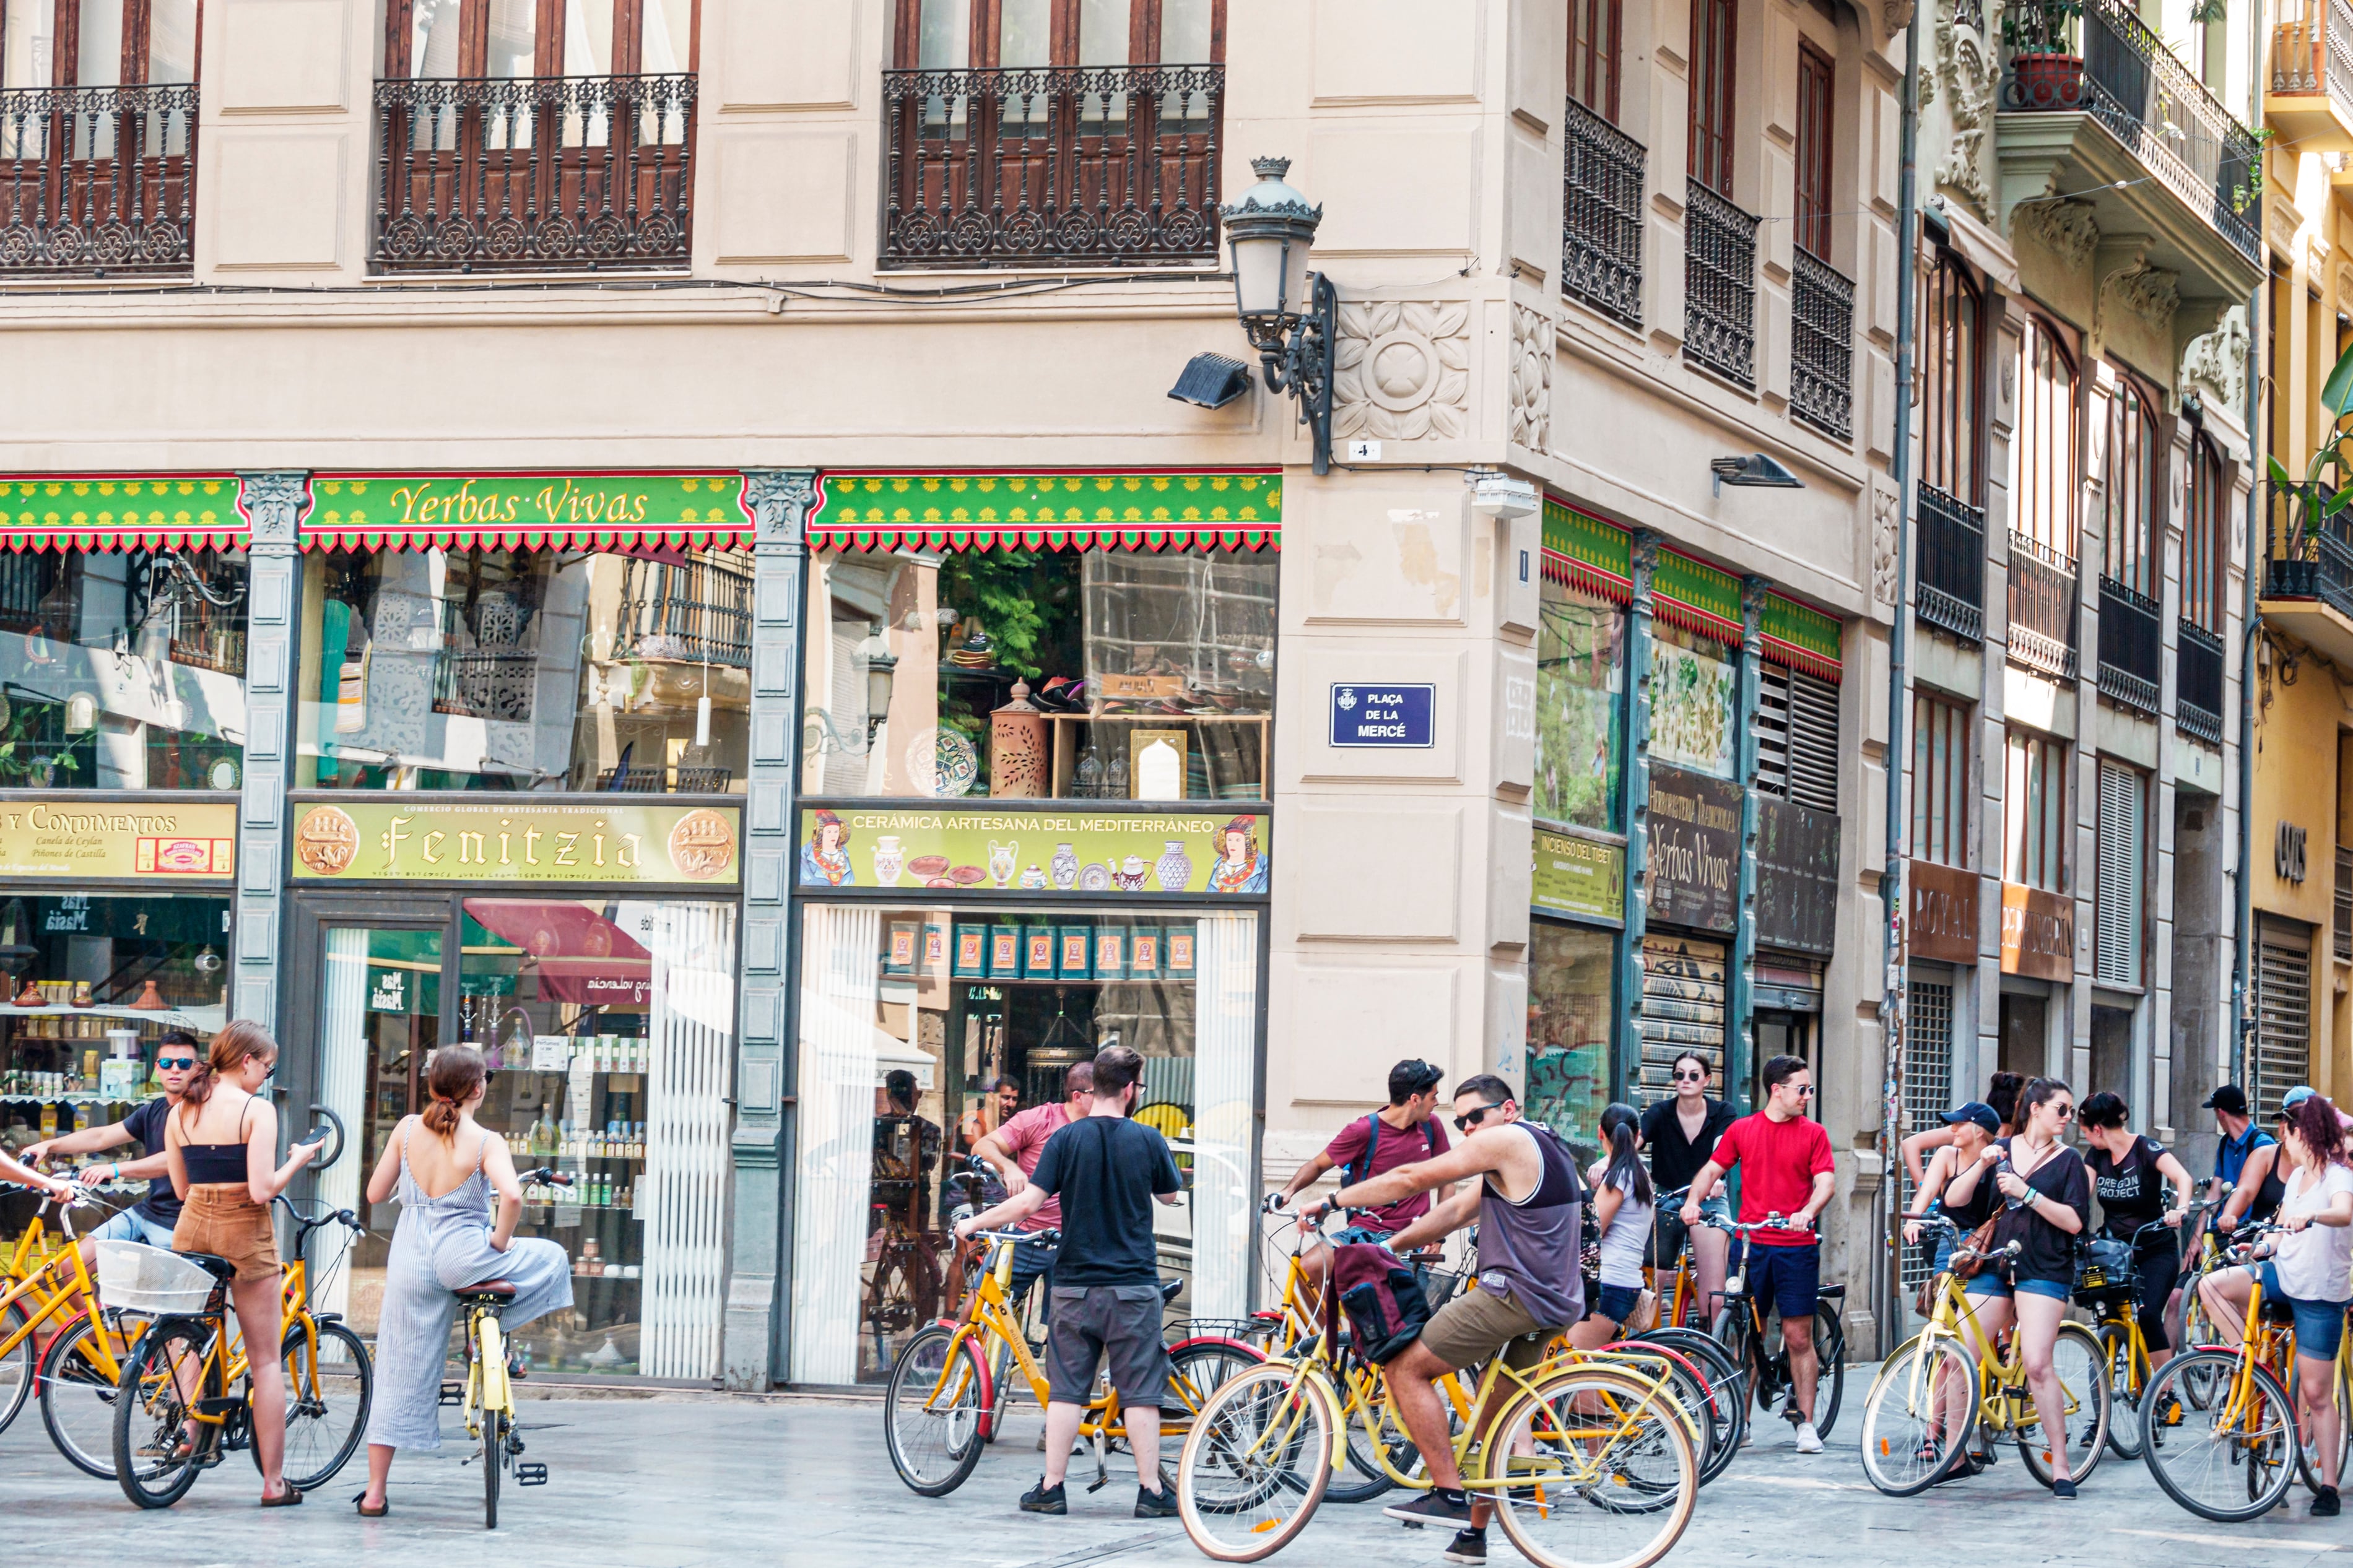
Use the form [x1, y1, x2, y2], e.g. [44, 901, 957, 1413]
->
[2051, 1479, 2077, 1501]
[1020, 1478, 1067, 1515]
[1384, 1489, 1472, 1527]
[1443, 1528, 1487, 1565]
[1135, 1484, 1178, 1519]
[2316, 1486, 2342, 1518]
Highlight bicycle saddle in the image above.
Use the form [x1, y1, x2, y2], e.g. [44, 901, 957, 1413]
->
[181, 1252, 238, 1282]
[458, 1279, 519, 1302]
[1815, 1283, 1847, 1302]
[1158, 1278, 1183, 1304]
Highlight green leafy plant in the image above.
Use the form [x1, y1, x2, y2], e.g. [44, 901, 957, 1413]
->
[2267, 337, 2353, 561]
[2000, 0, 2082, 53]
[934, 551, 1081, 682]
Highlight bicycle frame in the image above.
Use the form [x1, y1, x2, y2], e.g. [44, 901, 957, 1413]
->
[0, 1198, 141, 1388]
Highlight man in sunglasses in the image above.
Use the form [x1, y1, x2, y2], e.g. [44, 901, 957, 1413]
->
[1271, 1059, 1453, 1288]
[24, 1029, 202, 1255]
[1297, 1074, 1585, 1557]
[1679, 1053, 1836, 1454]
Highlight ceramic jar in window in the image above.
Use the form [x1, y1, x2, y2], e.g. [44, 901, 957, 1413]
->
[989, 680, 1048, 798]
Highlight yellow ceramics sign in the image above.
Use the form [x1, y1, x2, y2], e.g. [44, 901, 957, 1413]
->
[0, 800, 237, 879]
[289, 802, 741, 886]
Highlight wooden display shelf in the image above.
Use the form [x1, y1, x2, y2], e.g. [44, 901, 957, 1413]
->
[1042, 711, 1270, 800]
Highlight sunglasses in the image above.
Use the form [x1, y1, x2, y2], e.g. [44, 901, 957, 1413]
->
[2052, 1103, 2075, 1120]
[155, 1057, 199, 1071]
[1672, 1070, 1707, 1083]
[1453, 1101, 1507, 1133]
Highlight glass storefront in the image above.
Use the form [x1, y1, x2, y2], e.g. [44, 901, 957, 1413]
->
[0, 548, 250, 790]
[1534, 579, 1624, 831]
[802, 547, 1276, 803]
[1524, 920, 1615, 1153]
[789, 901, 1260, 1384]
[295, 545, 752, 793]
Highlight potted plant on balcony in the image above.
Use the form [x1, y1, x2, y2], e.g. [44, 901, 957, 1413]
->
[2268, 339, 2353, 599]
[2002, 0, 2085, 108]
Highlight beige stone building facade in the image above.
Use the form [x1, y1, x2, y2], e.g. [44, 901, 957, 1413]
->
[0, 0, 1913, 1384]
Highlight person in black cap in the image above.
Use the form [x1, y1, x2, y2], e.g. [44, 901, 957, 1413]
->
[1271, 1058, 1453, 1286]
[2204, 1084, 2286, 1233]
[1902, 1101, 2001, 1276]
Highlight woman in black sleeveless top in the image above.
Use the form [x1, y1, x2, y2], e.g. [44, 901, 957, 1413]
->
[2079, 1092, 2193, 1369]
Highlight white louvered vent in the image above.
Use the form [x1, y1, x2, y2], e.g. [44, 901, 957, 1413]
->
[1756, 662, 1839, 814]
[2093, 761, 2144, 987]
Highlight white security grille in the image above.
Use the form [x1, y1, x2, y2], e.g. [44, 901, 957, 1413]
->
[1755, 662, 1840, 814]
[2094, 761, 2144, 987]
[1898, 979, 1955, 1296]
[2255, 921, 2312, 1124]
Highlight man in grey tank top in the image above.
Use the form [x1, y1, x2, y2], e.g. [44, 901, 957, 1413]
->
[1298, 1073, 1584, 1557]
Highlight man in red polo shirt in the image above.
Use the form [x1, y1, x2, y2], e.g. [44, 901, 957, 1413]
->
[1680, 1053, 1836, 1454]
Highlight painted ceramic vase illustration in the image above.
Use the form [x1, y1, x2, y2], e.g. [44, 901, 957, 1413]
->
[988, 839, 1019, 886]
[1051, 842, 1080, 889]
[1019, 865, 1046, 889]
[1111, 855, 1149, 893]
[1155, 840, 1194, 891]
[872, 835, 905, 886]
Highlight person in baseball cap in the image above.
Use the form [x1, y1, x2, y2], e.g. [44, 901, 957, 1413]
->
[2203, 1084, 2250, 1116]
[2206, 1084, 2285, 1231]
[1902, 1102, 2003, 1273]
[2280, 1085, 2353, 1131]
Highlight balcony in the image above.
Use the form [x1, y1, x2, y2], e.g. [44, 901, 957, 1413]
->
[2271, 0, 2353, 152]
[2096, 575, 2160, 714]
[1917, 483, 1986, 643]
[881, 64, 1222, 268]
[1563, 95, 1645, 328]
[2006, 531, 2078, 681]
[371, 74, 696, 274]
[1684, 178, 1757, 388]
[1994, 0, 2263, 306]
[2177, 620, 2224, 744]
[0, 84, 197, 275]
[1790, 246, 1853, 440]
[2260, 479, 2353, 667]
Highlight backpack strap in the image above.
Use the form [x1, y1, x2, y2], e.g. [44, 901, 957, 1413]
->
[1342, 1113, 1382, 1192]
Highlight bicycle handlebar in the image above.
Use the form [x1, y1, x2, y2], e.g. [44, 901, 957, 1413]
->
[518, 1167, 575, 1189]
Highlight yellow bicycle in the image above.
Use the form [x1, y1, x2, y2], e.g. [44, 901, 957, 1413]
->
[457, 1163, 573, 1529]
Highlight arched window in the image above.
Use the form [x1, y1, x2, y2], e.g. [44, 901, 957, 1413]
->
[2103, 376, 2159, 599]
[1921, 253, 1981, 506]
[2012, 318, 2077, 560]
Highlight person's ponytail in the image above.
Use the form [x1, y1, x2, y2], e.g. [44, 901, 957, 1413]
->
[175, 1021, 275, 1132]
[1598, 1101, 1653, 1207]
[422, 1046, 485, 1138]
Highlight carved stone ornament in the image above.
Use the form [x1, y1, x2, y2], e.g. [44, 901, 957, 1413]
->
[1932, 0, 2003, 219]
[2180, 306, 2250, 412]
[1872, 485, 1901, 607]
[1334, 300, 1472, 443]
[236, 472, 309, 546]
[1508, 303, 1552, 454]
[2012, 199, 2098, 269]
[1886, 0, 1917, 34]
[2102, 261, 2180, 333]
[742, 469, 817, 545]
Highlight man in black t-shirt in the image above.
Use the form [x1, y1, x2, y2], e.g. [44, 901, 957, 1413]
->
[954, 1044, 1184, 1520]
[24, 1031, 204, 1254]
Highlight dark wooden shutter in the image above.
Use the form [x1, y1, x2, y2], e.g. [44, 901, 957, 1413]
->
[1794, 42, 1833, 258]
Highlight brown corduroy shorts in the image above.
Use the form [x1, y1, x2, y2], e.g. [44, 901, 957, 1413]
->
[172, 1186, 279, 1283]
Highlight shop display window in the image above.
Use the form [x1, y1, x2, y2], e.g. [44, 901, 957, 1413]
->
[0, 549, 249, 790]
[315, 898, 736, 1380]
[295, 546, 751, 794]
[1648, 623, 1736, 780]
[0, 891, 232, 1207]
[789, 903, 1260, 1384]
[802, 548, 1276, 803]
[1524, 921, 1614, 1152]
[1533, 579, 1624, 831]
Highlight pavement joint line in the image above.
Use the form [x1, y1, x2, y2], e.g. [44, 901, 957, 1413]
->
[994, 1528, 1185, 1568]
[2113, 1527, 2345, 1553]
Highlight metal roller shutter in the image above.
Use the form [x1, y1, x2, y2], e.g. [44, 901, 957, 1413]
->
[2255, 920, 2311, 1124]
[1898, 978, 1955, 1295]
[1638, 933, 1728, 1097]
[2094, 761, 2144, 987]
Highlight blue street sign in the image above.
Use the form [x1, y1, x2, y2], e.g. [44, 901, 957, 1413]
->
[1329, 683, 1435, 748]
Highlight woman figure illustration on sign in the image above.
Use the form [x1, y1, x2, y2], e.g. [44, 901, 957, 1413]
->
[1207, 816, 1268, 893]
[799, 809, 855, 886]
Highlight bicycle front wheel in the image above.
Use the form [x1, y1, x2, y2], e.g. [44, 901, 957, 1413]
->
[111, 1316, 219, 1510]
[1858, 1334, 1977, 1497]
[2014, 1322, 2110, 1486]
[2100, 1321, 2146, 1460]
[2140, 1349, 2297, 1522]
[1810, 1304, 1847, 1437]
[0, 1295, 35, 1435]
[38, 1312, 127, 1478]
[1487, 1364, 1697, 1568]
[884, 1323, 990, 1497]
[275, 1319, 372, 1490]
[1176, 1359, 1336, 1562]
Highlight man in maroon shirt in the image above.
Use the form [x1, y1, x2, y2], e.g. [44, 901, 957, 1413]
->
[973, 1061, 1094, 1321]
[1274, 1059, 1452, 1284]
[1680, 1054, 1837, 1453]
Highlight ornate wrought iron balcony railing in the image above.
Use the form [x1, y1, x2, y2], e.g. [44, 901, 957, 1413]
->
[881, 63, 1222, 267]
[2006, 531, 2077, 680]
[2263, 479, 2353, 611]
[2273, 0, 2353, 106]
[1683, 179, 1758, 387]
[1917, 483, 1987, 643]
[1790, 245, 1853, 440]
[372, 73, 696, 273]
[0, 82, 197, 275]
[2096, 574, 2162, 714]
[2176, 620, 2224, 744]
[1563, 95, 1645, 327]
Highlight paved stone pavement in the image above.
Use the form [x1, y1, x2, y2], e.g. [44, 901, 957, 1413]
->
[2, 1385, 2347, 1567]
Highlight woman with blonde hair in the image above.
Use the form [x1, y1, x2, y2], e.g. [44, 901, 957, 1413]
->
[163, 1021, 326, 1505]
[355, 1044, 571, 1518]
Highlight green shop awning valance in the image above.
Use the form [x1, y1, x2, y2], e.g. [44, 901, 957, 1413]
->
[297, 472, 750, 551]
[1541, 496, 1632, 602]
[809, 470, 1281, 553]
[0, 475, 242, 551]
[1763, 592, 1842, 682]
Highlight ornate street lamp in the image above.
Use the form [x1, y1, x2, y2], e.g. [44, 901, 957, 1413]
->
[1220, 157, 1336, 474]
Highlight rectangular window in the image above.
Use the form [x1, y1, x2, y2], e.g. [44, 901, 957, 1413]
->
[1569, 0, 1621, 121]
[2013, 318, 2077, 558]
[902, 0, 1221, 67]
[2094, 760, 2145, 987]
[2185, 437, 2227, 634]
[0, 0, 195, 85]
[1755, 662, 1839, 813]
[391, 0, 697, 79]
[1649, 623, 1737, 779]
[297, 545, 750, 794]
[2003, 728, 2066, 891]
[2104, 378, 2157, 599]
[1794, 41, 1833, 259]
[1687, 0, 1736, 191]
[1527, 920, 1616, 1150]
[1910, 693, 1970, 867]
[1921, 255, 1981, 505]
[1534, 578, 1625, 831]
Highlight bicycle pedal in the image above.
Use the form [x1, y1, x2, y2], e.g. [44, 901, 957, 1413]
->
[1399, 1519, 1426, 1530]
[516, 1463, 548, 1486]
[438, 1382, 464, 1406]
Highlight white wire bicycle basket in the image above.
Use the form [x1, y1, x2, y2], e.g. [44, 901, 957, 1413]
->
[95, 1241, 217, 1315]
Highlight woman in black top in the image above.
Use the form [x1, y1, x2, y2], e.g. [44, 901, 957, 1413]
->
[1642, 1052, 1738, 1327]
[1901, 1102, 2000, 1276]
[1943, 1078, 2092, 1496]
[2078, 1091, 2193, 1371]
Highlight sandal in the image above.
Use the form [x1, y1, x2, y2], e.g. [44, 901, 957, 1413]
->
[354, 1491, 389, 1518]
[261, 1484, 305, 1507]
